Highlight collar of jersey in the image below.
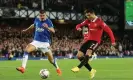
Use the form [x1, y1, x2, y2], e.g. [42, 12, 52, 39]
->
[92, 16, 98, 22]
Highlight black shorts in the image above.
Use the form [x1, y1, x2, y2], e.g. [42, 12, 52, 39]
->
[79, 40, 99, 55]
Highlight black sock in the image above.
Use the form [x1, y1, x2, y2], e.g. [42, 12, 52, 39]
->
[78, 57, 92, 71]
[84, 63, 92, 71]
[78, 55, 89, 68]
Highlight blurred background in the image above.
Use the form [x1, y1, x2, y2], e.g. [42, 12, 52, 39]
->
[0, 0, 133, 60]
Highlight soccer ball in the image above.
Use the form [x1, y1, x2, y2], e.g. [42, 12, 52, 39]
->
[39, 69, 50, 79]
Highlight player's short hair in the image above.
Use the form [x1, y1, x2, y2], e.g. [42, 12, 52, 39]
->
[39, 10, 46, 14]
[84, 8, 95, 14]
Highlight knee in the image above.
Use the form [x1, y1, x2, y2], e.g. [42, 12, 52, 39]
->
[24, 48, 31, 53]
[76, 54, 79, 58]
[86, 49, 93, 57]
[76, 54, 82, 59]
[24, 46, 33, 53]
[76, 51, 84, 59]
[24, 44, 36, 53]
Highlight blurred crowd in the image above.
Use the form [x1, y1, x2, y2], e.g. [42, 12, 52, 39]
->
[0, 24, 133, 59]
[0, 0, 77, 11]
[0, 0, 41, 9]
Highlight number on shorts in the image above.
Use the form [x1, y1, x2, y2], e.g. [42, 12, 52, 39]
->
[90, 43, 98, 50]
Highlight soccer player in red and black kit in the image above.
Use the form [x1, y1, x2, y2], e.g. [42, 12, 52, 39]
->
[71, 8, 116, 79]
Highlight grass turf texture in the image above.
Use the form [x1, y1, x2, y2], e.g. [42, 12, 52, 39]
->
[0, 58, 133, 80]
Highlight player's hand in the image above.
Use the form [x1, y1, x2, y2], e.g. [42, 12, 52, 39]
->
[111, 45, 116, 51]
[112, 42, 116, 46]
[22, 29, 27, 32]
[111, 42, 116, 51]
[77, 28, 82, 31]
[43, 23, 49, 29]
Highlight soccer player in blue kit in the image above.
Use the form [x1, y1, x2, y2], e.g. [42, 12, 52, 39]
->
[16, 10, 62, 76]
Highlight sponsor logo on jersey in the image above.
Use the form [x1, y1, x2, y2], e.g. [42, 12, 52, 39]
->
[90, 29, 98, 31]
[36, 28, 44, 32]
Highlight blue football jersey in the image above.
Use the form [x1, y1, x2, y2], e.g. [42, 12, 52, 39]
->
[33, 18, 54, 43]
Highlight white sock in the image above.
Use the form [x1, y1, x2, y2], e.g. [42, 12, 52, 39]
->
[52, 58, 59, 69]
[22, 52, 28, 69]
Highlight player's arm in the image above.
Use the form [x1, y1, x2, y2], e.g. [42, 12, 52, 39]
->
[43, 20, 55, 33]
[100, 21, 115, 46]
[22, 24, 34, 32]
[44, 24, 55, 33]
[76, 19, 88, 31]
[47, 27, 55, 33]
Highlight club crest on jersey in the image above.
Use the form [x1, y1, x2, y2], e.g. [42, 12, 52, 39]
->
[93, 23, 97, 27]
[36, 28, 44, 32]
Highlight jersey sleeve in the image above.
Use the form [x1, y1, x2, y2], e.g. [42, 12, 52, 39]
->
[100, 20, 115, 43]
[33, 18, 37, 26]
[47, 19, 54, 28]
[76, 19, 88, 30]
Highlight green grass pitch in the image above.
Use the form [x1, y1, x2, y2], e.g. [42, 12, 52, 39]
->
[0, 58, 133, 80]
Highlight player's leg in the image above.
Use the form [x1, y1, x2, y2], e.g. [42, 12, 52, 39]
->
[72, 41, 91, 72]
[85, 49, 96, 79]
[41, 48, 62, 76]
[22, 44, 36, 68]
[76, 41, 98, 69]
[16, 44, 36, 73]
[72, 40, 98, 79]
[77, 51, 93, 71]
[45, 51, 59, 69]
[71, 51, 92, 72]
[77, 49, 92, 68]
[76, 49, 96, 79]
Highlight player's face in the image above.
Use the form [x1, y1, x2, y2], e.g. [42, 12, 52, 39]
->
[85, 12, 95, 20]
[39, 13, 47, 21]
